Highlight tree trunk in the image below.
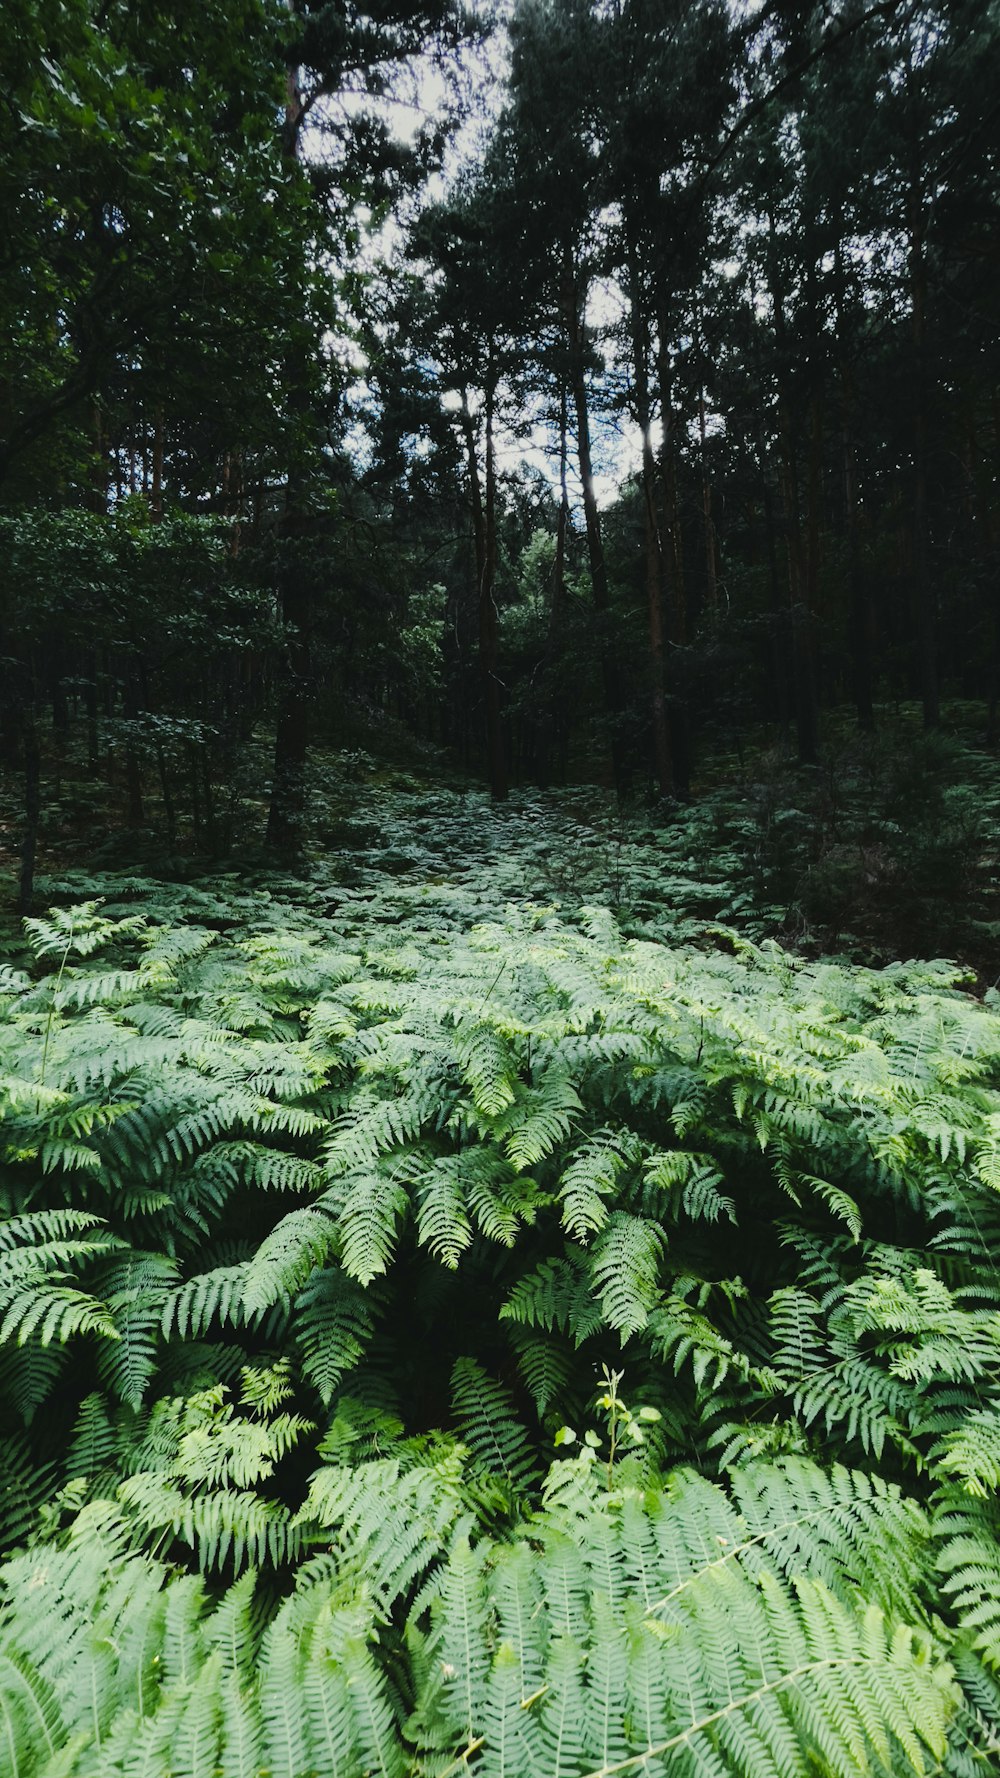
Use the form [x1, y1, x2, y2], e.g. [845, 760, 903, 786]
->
[565, 262, 627, 795]
[18, 702, 40, 915]
[626, 228, 672, 798]
[123, 668, 144, 825]
[550, 379, 569, 639]
[766, 213, 819, 765]
[833, 236, 874, 729]
[908, 144, 938, 728]
[266, 27, 313, 853]
[481, 370, 507, 801]
[89, 402, 109, 515]
[459, 389, 507, 801]
[84, 660, 100, 774]
[655, 318, 691, 797]
[698, 386, 719, 620]
[655, 320, 687, 650]
[265, 554, 310, 853]
[151, 405, 164, 520]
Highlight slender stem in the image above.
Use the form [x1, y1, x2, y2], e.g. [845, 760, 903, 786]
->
[38, 916, 75, 1101]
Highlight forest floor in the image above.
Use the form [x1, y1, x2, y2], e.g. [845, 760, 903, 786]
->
[7, 698, 1000, 979]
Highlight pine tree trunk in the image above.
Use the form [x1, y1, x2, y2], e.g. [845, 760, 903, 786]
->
[655, 321, 690, 797]
[266, 29, 313, 853]
[908, 151, 938, 729]
[698, 387, 718, 620]
[833, 237, 874, 730]
[151, 406, 164, 520]
[626, 230, 672, 798]
[265, 557, 309, 854]
[460, 388, 507, 802]
[84, 659, 100, 775]
[767, 214, 819, 765]
[550, 380, 569, 639]
[536, 377, 571, 789]
[123, 668, 144, 825]
[481, 372, 507, 802]
[565, 273, 628, 797]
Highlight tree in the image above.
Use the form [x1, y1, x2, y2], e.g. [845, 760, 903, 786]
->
[263, 0, 485, 851]
[0, 0, 324, 501]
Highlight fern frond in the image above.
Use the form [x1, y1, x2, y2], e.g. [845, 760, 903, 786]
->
[935, 1493, 1000, 1670]
[497, 1068, 582, 1173]
[500, 1253, 603, 1345]
[589, 1213, 666, 1339]
[456, 1023, 518, 1118]
[162, 1262, 254, 1341]
[297, 1445, 469, 1613]
[558, 1131, 635, 1237]
[293, 1267, 375, 1404]
[241, 1208, 337, 1314]
[451, 1360, 540, 1500]
[412, 1154, 474, 1268]
[336, 1169, 408, 1286]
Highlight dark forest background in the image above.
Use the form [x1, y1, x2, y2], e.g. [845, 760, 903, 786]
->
[2, 0, 999, 924]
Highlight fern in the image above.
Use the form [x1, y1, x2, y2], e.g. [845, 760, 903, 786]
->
[240, 1205, 338, 1313]
[590, 1213, 666, 1339]
[293, 1267, 376, 1404]
[297, 1440, 471, 1614]
[162, 1261, 256, 1341]
[4, 888, 1000, 1772]
[0, 1424, 975, 1773]
[336, 1168, 409, 1286]
[934, 1490, 1000, 1671]
[558, 1130, 636, 1237]
[451, 1359, 541, 1501]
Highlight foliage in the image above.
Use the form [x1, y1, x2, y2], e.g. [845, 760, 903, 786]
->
[0, 1451, 965, 1777]
[4, 0, 1000, 1762]
[0, 0, 323, 494]
[2, 885, 1000, 1767]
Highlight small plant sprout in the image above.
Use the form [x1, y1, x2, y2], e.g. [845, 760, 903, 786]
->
[556, 1366, 662, 1487]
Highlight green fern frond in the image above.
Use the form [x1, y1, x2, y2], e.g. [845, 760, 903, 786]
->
[589, 1213, 666, 1340]
[94, 1252, 178, 1409]
[336, 1169, 409, 1286]
[241, 1208, 338, 1314]
[931, 1407, 1000, 1497]
[455, 1023, 518, 1118]
[293, 1267, 375, 1404]
[451, 1359, 540, 1501]
[509, 1327, 577, 1417]
[558, 1131, 635, 1237]
[500, 1253, 603, 1344]
[0, 1436, 60, 1552]
[412, 1155, 474, 1268]
[0, 1281, 119, 1349]
[935, 1493, 1000, 1670]
[497, 1068, 582, 1173]
[162, 1262, 255, 1340]
[297, 1443, 470, 1613]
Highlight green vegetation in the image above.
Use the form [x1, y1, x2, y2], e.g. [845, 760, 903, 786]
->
[2, 824, 1000, 1772]
[5, 0, 1000, 1769]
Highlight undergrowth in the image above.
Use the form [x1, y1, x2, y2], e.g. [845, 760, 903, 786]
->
[19, 703, 1000, 975]
[1, 884, 1000, 1772]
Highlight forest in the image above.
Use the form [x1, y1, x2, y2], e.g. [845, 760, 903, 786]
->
[2, 0, 1000, 1773]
